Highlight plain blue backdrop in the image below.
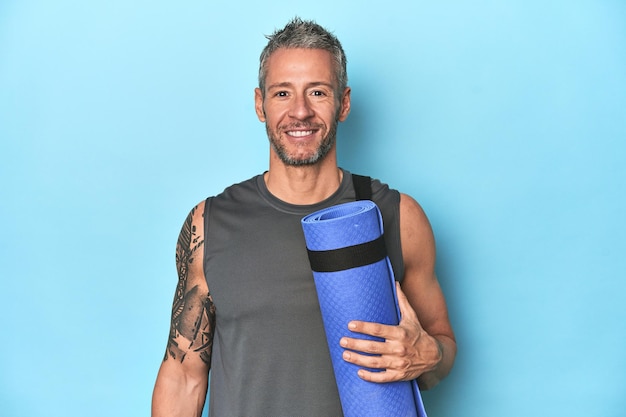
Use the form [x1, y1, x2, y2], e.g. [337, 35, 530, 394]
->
[1, 1, 625, 416]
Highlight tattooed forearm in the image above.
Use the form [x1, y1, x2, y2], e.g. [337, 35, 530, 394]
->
[165, 206, 216, 366]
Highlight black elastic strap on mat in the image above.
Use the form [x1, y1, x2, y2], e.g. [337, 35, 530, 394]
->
[352, 174, 372, 201]
[307, 235, 387, 272]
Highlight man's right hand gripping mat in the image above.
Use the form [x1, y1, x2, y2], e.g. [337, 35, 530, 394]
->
[302, 200, 427, 417]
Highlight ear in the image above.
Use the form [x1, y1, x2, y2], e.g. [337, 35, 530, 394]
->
[254, 88, 266, 122]
[337, 87, 351, 122]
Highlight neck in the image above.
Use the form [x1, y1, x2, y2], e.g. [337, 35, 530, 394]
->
[265, 154, 343, 205]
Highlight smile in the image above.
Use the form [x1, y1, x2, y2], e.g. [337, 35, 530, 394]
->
[286, 130, 314, 137]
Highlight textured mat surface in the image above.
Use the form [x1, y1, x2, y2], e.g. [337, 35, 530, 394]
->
[302, 200, 427, 417]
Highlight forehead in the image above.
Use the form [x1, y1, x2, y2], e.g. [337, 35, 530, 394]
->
[265, 48, 336, 86]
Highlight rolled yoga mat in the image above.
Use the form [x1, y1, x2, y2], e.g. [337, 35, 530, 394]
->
[301, 200, 427, 417]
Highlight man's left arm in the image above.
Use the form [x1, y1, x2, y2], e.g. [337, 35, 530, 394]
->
[339, 193, 456, 389]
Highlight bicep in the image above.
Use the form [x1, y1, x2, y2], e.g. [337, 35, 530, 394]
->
[399, 194, 454, 339]
[165, 201, 216, 372]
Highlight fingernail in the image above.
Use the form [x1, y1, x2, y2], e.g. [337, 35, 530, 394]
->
[348, 321, 356, 330]
[340, 338, 348, 347]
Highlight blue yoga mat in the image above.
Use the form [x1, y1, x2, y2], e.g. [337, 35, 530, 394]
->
[301, 200, 427, 417]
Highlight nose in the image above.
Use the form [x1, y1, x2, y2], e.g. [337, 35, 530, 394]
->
[288, 94, 315, 120]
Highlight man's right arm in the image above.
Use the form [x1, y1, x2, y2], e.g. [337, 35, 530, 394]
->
[152, 202, 216, 417]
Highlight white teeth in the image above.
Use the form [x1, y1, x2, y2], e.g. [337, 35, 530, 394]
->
[287, 130, 313, 137]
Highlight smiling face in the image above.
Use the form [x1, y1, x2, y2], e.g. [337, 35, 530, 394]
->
[255, 48, 351, 167]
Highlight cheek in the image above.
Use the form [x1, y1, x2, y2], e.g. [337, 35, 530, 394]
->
[263, 106, 286, 125]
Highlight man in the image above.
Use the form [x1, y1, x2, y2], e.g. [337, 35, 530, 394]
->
[152, 17, 456, 416]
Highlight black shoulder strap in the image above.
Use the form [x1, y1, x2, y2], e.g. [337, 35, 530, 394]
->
[352, 174, 372, 201]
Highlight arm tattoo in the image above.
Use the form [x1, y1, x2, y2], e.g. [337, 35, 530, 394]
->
[165, 206, 216, 365]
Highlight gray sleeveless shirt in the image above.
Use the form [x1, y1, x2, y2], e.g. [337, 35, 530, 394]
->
[203, 169, 403, 417]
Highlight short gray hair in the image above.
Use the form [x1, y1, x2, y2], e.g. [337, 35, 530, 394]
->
[258, 17, 348, 96]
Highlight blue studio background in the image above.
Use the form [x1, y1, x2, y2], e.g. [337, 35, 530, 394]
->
[1, 1, 625, 416]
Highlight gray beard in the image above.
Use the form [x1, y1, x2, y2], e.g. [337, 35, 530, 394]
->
[267, 122, 338, 166]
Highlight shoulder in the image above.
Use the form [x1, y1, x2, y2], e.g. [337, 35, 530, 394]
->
[212, 175, 262, 203]
[181, 199, 207, 241]
[369, 176, 399, 201]
[176, 200, 208, 276]
[349, 172, 400, 207]
[182, 174, 261, 242]
[399, 193, 431, 230]
[399, 193, 434, 243]
[398, 193, 436, 270]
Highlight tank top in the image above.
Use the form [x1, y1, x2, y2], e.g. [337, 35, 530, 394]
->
[203, 169, 403, 417]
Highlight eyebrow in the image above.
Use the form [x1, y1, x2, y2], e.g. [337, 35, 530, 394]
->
[267, 81, 335, 90]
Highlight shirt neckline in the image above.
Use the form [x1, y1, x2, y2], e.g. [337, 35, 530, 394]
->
[255, 168, 352, 215]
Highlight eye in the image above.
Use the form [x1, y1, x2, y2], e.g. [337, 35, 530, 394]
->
[275, 91, 289, 97]
[311, 90, 326, 96]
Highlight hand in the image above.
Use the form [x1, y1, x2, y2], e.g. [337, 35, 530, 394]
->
[339, 282, 443, 383]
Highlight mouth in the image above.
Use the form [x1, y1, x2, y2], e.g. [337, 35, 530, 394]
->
[286, 130, 315, 138]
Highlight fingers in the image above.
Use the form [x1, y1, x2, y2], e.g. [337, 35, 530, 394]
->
[346, 319, 393, 338]
[336, 282, 428, 382]
[340, 333, 388, 355]
[337, 283, 426, 382]
[340, 346, 414, 382]
[339, 328, 410, 378]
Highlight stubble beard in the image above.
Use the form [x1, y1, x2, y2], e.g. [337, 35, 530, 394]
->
[267, 119, 339, 167]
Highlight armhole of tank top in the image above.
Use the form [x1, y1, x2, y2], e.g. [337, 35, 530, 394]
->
[393, 190, 405, 282]
[203, 197, 212, 280]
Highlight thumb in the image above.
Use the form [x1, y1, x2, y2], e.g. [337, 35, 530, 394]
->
[395, 281, 421, 326]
